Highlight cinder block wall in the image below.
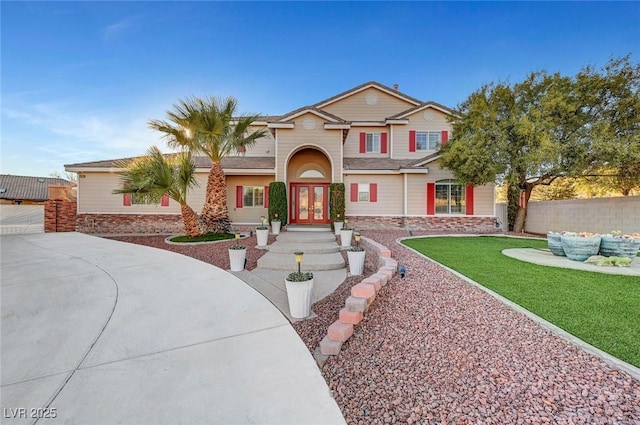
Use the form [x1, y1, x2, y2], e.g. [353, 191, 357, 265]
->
[524, 196, 640, 235]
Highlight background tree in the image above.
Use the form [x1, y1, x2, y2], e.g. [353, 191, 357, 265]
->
[113, 147, 201, 237]
[149, 96, 268, 233]
[441, 71, 593, 232]
[581, 56, 640, 196]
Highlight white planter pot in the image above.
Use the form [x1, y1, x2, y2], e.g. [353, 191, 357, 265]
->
[256, 228, 269, 246]
[285, 277, 314, 319]
[271, 221, 281, 235]
[228, 248, 246, 272]
[347, 250, 366, 275]
[340, 229, 353, 247]
[333, 221, 343, 235]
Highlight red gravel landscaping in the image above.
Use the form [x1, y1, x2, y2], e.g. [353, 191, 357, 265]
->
[108, 231, 640, 424]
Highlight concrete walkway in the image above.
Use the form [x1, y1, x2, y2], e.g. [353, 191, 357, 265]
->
[1, 232, 345, 425]
[503, 248, 640, 276]
[236, 230, 347, 322]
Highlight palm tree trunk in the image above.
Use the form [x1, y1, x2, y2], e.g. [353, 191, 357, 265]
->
[181, 203, 202, 238]
[200, 162, 231, 233]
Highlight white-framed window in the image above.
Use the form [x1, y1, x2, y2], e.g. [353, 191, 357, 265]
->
[358, 183, 370, 201]
[416, 132, 442, 151]
[435, 179, 465, 214]
[366, 133, 380, 153]
[243, 186, 264, 208]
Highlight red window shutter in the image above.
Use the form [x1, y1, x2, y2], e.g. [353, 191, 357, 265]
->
[350, 183, 358, 202]
[236, 186, 243, 208]
[264, 186, 269, 207]
[409, 130, 416, 152]
[161, 194, 170, 207]
[359, 132, 366, 153]
[123, 193, 131, 207]
[441, 130, 449, 145]
[426, 183, 435, 215]
[466, 185, 474, 215]
[370, 183, 378, 202]
[381, 133, 388, 154]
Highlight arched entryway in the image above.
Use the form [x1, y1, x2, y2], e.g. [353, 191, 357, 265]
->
[286, 147, 332, 225]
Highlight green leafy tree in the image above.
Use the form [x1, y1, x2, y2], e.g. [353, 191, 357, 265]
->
[441, 71, 593, 232]
[581, 56, 640, 196]
[149, 96, 268, 233]
[113, 147, 201, 237]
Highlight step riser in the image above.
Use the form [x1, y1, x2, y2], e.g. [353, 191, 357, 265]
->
[268, 246, 340, 254]
[256, 261, 346, 271]
[276, 235, 337, 244]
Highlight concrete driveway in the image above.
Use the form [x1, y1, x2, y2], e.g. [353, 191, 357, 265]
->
[1, 232, 345, 425]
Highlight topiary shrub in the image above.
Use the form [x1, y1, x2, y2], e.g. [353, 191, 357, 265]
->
[268, 181, 288, 226]
[329, 183, 345, 231]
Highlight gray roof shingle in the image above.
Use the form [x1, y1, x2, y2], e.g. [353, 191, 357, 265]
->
[65, 156, 275, 170]
[0, 175, 72, 201]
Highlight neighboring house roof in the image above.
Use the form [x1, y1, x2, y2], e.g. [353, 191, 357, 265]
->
[0, 174, 72, 201]
[65, 156, 275, 170]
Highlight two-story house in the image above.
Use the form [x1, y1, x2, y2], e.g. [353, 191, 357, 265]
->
[65, 82, 497, 233]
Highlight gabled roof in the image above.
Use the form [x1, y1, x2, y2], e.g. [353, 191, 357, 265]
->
[65, 156, 275, 170]
[388, 101, 456, 119]
[314, 81, 423, 109]
[276, 107, 347, 123]
[0, 174, 72, 201]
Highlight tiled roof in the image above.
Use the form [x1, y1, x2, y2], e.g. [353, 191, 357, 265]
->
[0, 175, 72, 201]
[343, 153, 440, 171]
[387, 101, 456, 119]
[65, 156, 275, 170]
[343, 158, 416, 170]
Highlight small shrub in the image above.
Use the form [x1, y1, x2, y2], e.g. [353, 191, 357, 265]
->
[268, 181, 288, 226]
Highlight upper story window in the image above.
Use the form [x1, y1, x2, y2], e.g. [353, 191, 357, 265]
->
[435, 179, 465, 214]
[243, 186, 264, 208]
[416, 132, 442, 151]
[366, 133, 380, 153]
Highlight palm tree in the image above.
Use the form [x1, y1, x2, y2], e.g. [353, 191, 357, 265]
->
[113, 146, 202, 237]
[149, 96, 268, 233]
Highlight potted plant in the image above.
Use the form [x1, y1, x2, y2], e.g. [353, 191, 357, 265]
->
[340, 218, 353, 247]
[330, 183, 345, 235]
[228, 232, 247, 272]
[256, 216, 269, 247]
[347, 232, 365, 275]
[284, 251, 314, 319]
[268, 181, 288, 235]
[561, 231, 602, 262]
[271, 213, 281, 235]
[333, 213, 343, 236]
[600, 231, 640, 260]
[547, 231, 565, 256]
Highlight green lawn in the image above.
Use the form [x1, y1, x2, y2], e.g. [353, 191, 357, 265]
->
[402, 236, 640, 368]
[168, 232, 235, 243]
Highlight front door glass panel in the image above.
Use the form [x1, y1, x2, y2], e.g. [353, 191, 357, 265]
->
[314, 186, 324, 220]
[299, 186, 309, 220]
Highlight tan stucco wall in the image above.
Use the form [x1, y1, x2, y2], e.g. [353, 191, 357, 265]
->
[392, 108, 452, 160]
[287, 148, 332, 183]
[275, 112, 343, 183]
[226, 175, 275, 224]
[343, 126, 390, 159]
[524, 196, 640, 235]
[322, 87, 415, 122]
[242, 125, 276, 158]
[343, 174, 404, 216]
[77, 172, 276, 225]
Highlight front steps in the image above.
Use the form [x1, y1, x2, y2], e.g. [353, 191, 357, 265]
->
[257, 230, 345, 271]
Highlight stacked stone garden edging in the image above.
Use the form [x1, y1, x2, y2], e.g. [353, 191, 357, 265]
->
[318, 236, 397, 358]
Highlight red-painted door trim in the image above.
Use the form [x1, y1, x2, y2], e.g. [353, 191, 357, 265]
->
[289, 182, 330, 224]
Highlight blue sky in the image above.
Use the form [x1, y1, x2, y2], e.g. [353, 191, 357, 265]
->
[2, 1, 639, 177]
